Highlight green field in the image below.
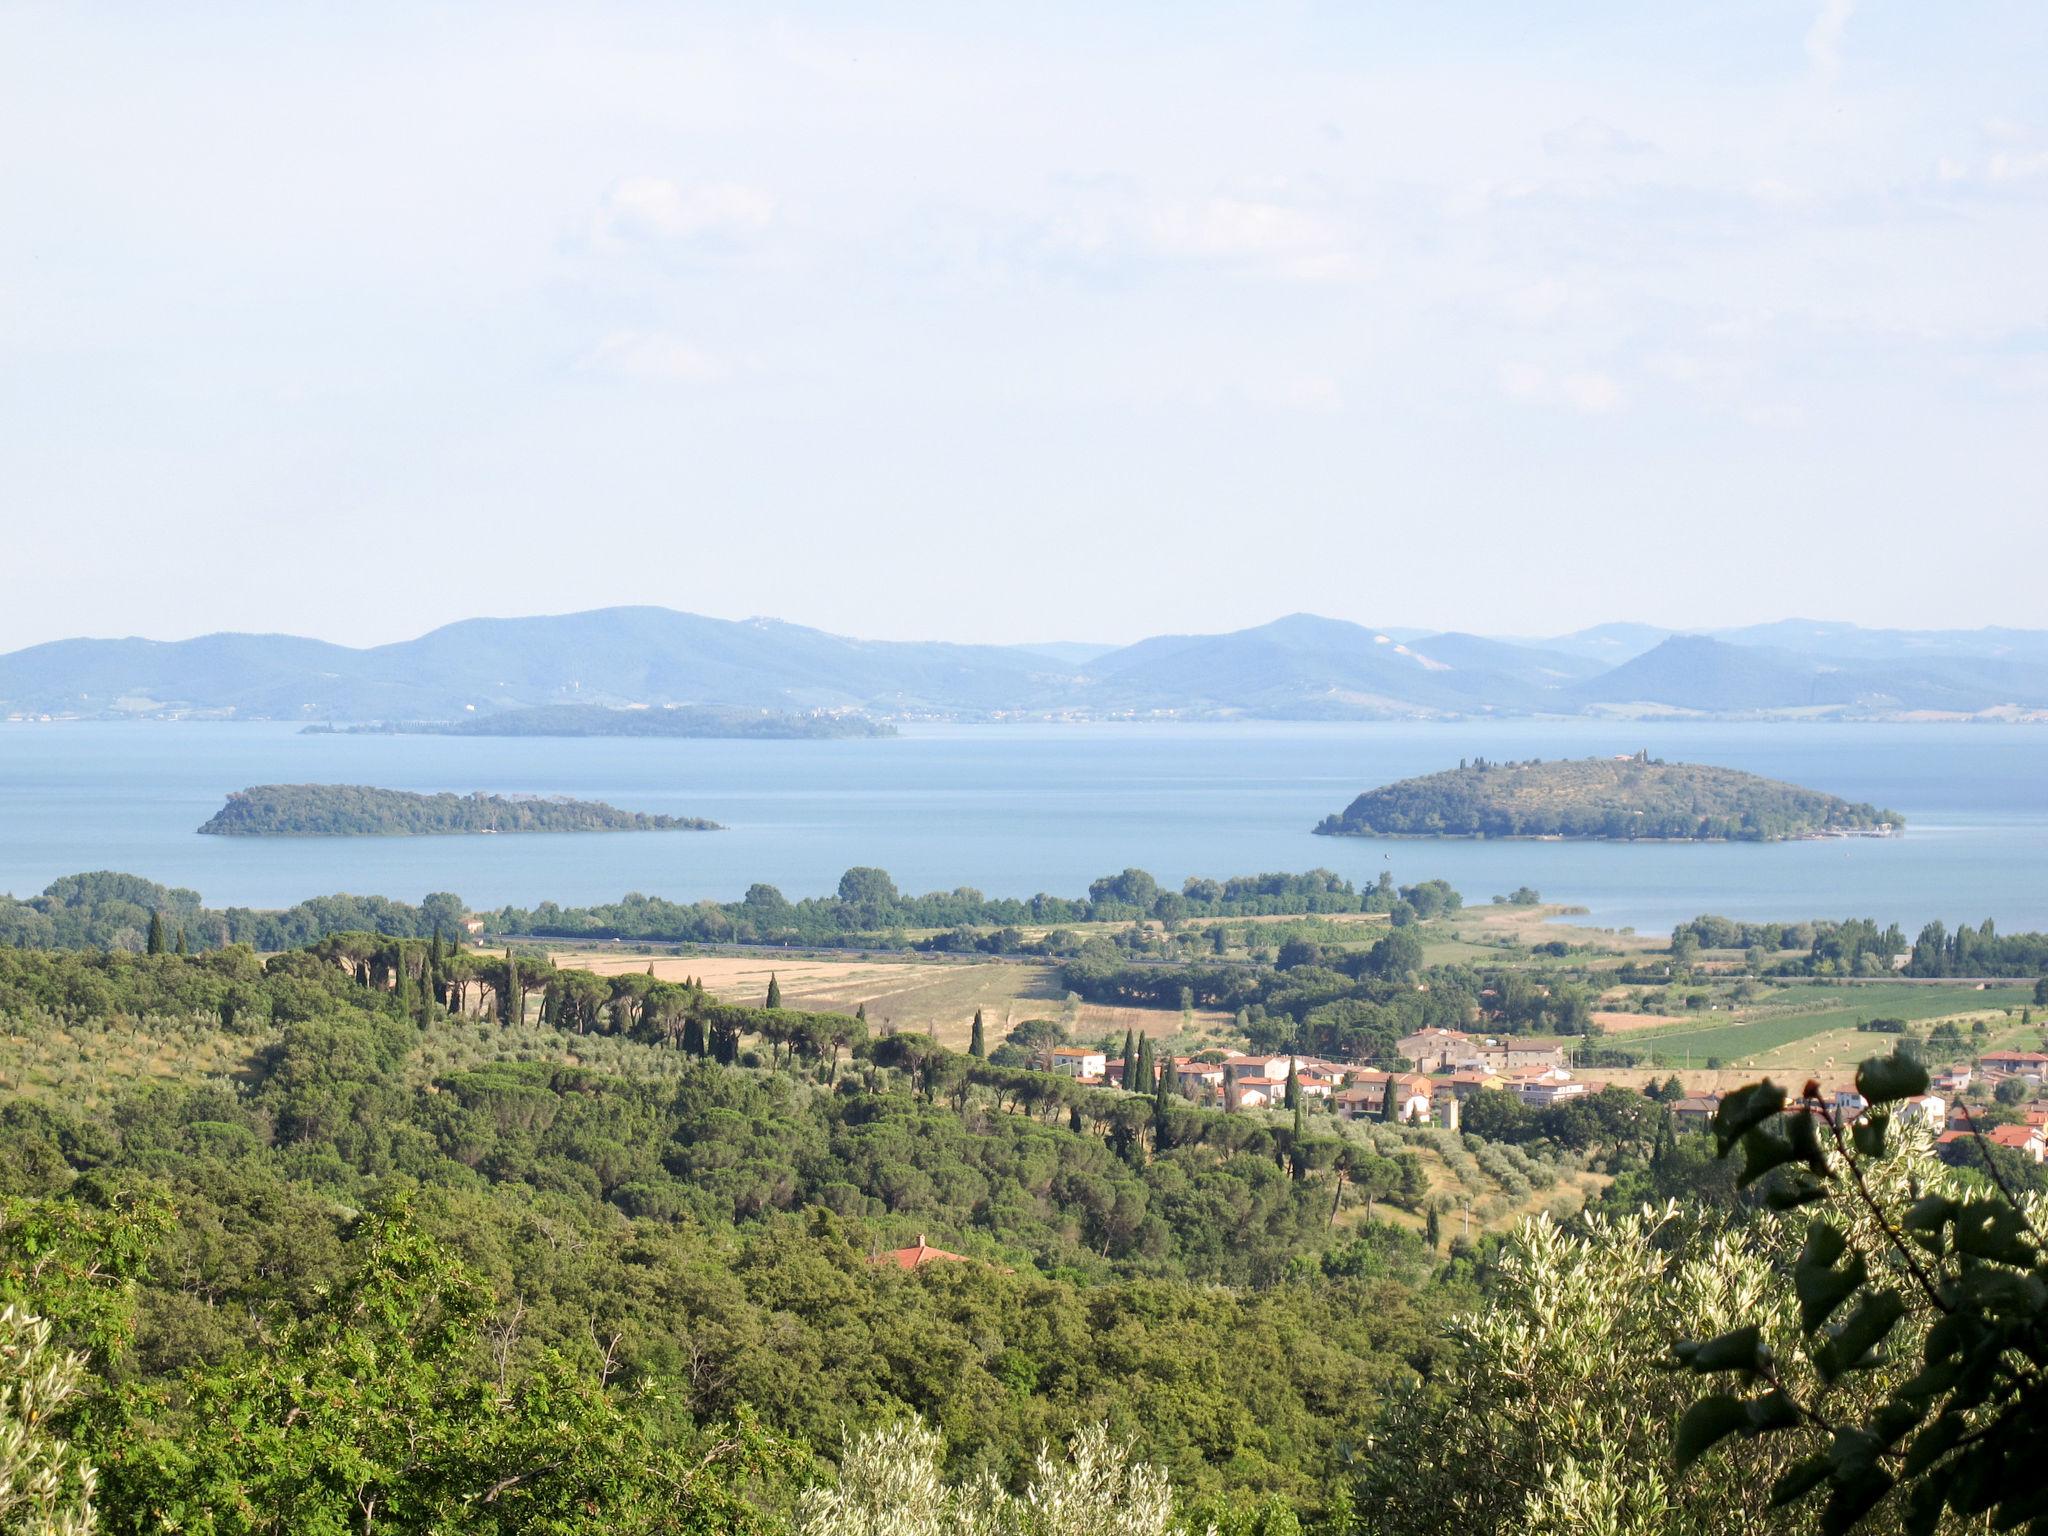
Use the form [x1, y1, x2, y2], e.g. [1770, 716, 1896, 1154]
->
[1621, 982, 2032, 1067]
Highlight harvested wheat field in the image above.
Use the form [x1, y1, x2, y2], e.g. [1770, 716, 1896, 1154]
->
[547, 950, 1220, 1051]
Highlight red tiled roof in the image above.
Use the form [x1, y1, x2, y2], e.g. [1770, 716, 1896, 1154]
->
[875, 1234, 971, 1270]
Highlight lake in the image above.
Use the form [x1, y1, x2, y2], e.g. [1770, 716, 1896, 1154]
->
[1, 719, 2045, 935]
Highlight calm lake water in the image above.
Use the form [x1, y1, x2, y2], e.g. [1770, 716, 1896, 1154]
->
[1, 720, 2044, 935]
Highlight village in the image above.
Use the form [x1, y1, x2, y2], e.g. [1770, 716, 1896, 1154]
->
[1037, 1030, 2048, 1162]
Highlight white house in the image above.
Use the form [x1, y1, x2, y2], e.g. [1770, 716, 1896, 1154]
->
[1047, 1047, 1107, 1079]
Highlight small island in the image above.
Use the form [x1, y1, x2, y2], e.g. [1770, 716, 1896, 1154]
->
[198, 784, 721, 837]
[1314, 753, 1903, 842]
[303, 706, 894, 740]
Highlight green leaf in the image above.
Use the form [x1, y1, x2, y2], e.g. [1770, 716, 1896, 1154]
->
[1822, 1467, 1895, 1535]
[1794, 1223, 1865, 1334]
[1765, 1178, 1827, 1210]
[1738, 1126, 1800, 1188]
[1816, 1290, 1905, 1382]
[1674, 1394, 1749, 1472]
[1785, 1107, 1829, 1172]
[1675, 1324, 1766, 1374]
[1712, 1081, 1786, 1157]
[1855, 1049, 1928, 1105]
[1851, 1112, 1890, 1158]
[1744, 1390, 1802, 1433]
[1770, 1456, 1831, 1508]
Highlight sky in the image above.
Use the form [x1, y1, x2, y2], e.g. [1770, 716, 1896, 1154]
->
[3, 1, 2045, 651]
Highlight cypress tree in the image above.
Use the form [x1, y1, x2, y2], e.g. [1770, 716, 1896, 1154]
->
[176, 927, 189, 956]
[1425, 1205, 1442, 1250]
[394, 956, 414, 1015]
[1284, 1061, 1300, 1112]
[969, 1009, 986, 1059]
[1121, 1029, 1137, 1090]
[1153, 1055, 1176, 1153]
[146, 911, 166, 956]
[1381, 1071, 1403, 1124]
[682, 1014, 705, 1057]
[765, 973, 781, 1010]
[1135, 1036, 1155, 1095]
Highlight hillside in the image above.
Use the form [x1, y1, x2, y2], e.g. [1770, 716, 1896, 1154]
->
[311, 704, 894, 739]
[196, 784, 720, 837]
[1315, 754, 1904, 841]
[8, 607, 2048, 721]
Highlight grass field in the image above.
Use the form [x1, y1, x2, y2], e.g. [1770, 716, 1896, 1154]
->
[1617, 982, 2032, 1071]
[550, 950, 1220, 1052]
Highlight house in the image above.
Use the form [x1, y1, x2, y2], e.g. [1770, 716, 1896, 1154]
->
[1986, 1124, 2048, 1162]
[1464, 1038, 1570, 1074]
[1899, 1094, 1948, 1133]
[1438, 1070, 1508, 1101]
[875, 1234, 972, 1270]
[1235, 1083, 1276, 1109]
[1673, 1093, 1722, 1130]
[1511, 1075, 1587, 1109]
[1932, 1065, 1973, 1095]
[1980, 1050, 2048, 1078]
[1396, 1028, 1472, 1072]
[1047, 1046, 1108, 1079]
[1174, 1061, 1227, 1096]
[1333, 1072, 1435, 1123]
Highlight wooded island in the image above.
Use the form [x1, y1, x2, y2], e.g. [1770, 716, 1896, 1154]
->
[1315, 753, 1903, 841]
[197, 784, 720, 836]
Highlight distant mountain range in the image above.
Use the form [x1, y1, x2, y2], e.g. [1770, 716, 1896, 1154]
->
[6, 608, 2048, 723]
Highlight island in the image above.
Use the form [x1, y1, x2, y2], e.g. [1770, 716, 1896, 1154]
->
[197, 784, 721, 837]
[302, 706, 894, 740]
[1313, 753, 1904, 842]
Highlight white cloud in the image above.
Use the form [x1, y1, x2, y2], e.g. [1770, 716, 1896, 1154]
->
[1542, 118, 1655, 157]
[593, 177, 776, 248]
[1805, 0, 1855, 84]
[1559, 372, 1623, 414]
[1496, 362, 1624, 414]
[578, 330, 727, 382]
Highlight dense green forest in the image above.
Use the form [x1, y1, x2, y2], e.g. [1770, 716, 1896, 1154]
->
[310, 705, 895, 739]
[0, 868, 1447, 956]
[197, 784, 720, 837]
[1316, 754, 1904, 841]
[1676, 912, 2048, 979]
[0, 912, 2041, 1528]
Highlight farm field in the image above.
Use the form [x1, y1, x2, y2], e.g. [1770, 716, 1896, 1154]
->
[549, 949, 1221, 1051]
[1615, 981, 2032, 1072]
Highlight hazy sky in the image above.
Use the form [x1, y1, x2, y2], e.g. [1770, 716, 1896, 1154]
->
[4, 1, 2045, 650]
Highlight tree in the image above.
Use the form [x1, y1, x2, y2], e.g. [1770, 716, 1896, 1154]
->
[107, 1203, 798, 1533]
[1284, 1062, 1301, 1112]
[1672, 1049, 2048, 1534]
[969, 1009, 986, 1059]
[1122, 1029, 1137, 1091]
[0, 1304, 98, 1534]
[145, 911, 165, 956]
[1365, 1205, 1810, 1536]
[798, 1418, 1175, 1536]
[765, 972, 782, 1010]
[1134, 1036, 1155, 1096]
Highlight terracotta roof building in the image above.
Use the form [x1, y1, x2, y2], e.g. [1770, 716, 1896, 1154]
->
[876, 1234, 972, 1270]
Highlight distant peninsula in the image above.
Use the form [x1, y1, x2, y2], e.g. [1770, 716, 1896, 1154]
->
[198, 784, 721, 837]
[1314, 753, 1904, 842]
[303, 705, 894, 740]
